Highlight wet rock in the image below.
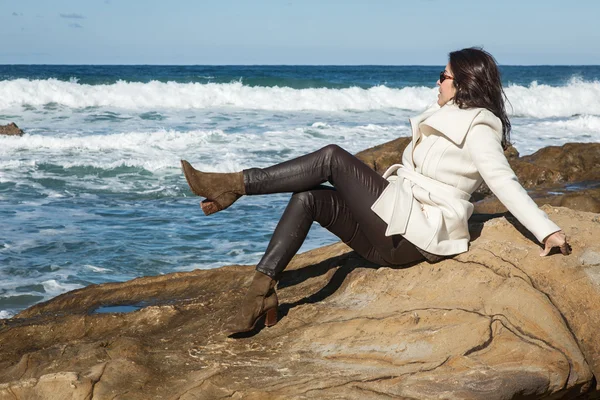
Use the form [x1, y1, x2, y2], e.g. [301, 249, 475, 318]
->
[1, 207, 599, 399]
[521, 142, 600, 183]
[474, 186, 600, 214]
[0, 123, 24, 136]
[477, 143, 600, 198]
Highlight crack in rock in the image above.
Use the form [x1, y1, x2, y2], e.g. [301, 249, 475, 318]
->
[87, 362, 107, 400]
[454, 248, 590, 388]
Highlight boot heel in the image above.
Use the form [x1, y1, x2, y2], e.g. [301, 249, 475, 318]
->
[265, 307, 278, 327]
[200, 200, 219, 216]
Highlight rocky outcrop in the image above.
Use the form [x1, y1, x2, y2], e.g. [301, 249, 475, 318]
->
[521, 143, 600, 183]
[356, 139, 600, 206]
[0, 123, 24, 136]
[1, 207, 599, 399]
[476, 143, 600, 199]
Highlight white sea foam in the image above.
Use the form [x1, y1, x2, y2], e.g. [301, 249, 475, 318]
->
[505, 78, 600, 118]
[0, 310, 14, 319]
[41, 279, 83, 296]
[0, 129, 220, 153]
[0, 123, 408, 175]
[511, 115, 600, 155]
[534, 115, 600, 131]
[85, 265, 111, 273]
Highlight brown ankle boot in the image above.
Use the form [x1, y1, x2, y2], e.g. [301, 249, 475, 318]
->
[227, 271, 278, 336]
[180, 160, 246, 215]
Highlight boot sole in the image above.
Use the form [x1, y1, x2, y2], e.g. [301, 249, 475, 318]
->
[200, 199, 220, 216]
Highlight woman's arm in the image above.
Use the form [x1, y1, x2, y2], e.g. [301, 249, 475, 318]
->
[465, 120, 570, 256]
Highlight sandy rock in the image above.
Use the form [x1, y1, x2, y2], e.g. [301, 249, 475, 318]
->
[1, 207, 599, 399]
[0, 123, 24, 136]
[0, 372, 94, 400]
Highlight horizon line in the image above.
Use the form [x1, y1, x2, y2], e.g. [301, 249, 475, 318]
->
[2, 63, 600, 67]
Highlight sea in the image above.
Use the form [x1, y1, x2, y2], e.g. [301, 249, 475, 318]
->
[1, 65, 600, 318]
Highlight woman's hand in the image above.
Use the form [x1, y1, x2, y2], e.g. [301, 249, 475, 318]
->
[540, 230, 571, 256]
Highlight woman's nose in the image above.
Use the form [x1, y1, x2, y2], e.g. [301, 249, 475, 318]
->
[436, 80, 441, 86]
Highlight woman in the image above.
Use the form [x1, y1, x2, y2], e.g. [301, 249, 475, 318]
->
[181, 47, 571, 336]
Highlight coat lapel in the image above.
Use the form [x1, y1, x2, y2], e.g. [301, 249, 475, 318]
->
[409, 104, 440, 145]
[420, 103, 483, 146]
[408, 104, 440, 167]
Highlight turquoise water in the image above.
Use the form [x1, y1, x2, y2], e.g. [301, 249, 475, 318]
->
[1, 65, 600, 318]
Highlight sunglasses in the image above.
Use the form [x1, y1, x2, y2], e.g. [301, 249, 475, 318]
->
[440, 71, 454, 83]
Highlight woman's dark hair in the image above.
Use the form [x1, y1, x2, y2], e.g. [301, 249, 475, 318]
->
[449, 47, 511, 149]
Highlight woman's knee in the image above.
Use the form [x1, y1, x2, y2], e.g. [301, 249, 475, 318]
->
[320, 144, 345, 158]
[290, 189, 335, 219]
[290, 191, 316, 211]
[319, 144, 353, 169]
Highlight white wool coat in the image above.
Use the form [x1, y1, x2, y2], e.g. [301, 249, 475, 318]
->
[371, 102, 561, 256]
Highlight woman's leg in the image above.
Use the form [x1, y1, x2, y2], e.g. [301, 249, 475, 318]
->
[227, 186, 423, 336]
[244, 144, 419, 266]
[226, 145, 426, 335]
[255, 187, 423, 279]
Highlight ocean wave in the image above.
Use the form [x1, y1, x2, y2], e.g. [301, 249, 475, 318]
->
[0, 78, 434, 112]
[41, 279, 84, 296]
[505, 78, 600, 118]
[0, 129, 224, 153]
[2, 77, 599, 117]
[532, 114, 600, 131]
[0, 123, 407, 172]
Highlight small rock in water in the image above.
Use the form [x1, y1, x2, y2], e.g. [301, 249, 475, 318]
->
[0, 122, 24, 136]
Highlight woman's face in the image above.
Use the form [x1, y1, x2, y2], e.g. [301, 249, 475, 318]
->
[437, 63, 457, 106]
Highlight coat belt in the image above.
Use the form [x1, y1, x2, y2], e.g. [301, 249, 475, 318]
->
[379, 164, 471, 236]
[382, 164, 471, 201]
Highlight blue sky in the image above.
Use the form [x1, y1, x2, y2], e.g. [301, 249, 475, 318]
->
[1, 0, 599, 65]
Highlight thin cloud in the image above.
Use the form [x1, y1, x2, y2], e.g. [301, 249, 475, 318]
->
[68, 23, 84, 29]
[60, 13, 85, 19]
[12, 12, 24, 17]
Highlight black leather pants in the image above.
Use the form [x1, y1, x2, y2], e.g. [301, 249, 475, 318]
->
[243, 144, 425, 279]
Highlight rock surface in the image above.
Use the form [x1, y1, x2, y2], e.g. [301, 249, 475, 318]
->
[1, 207, 600, 399]
[0, 123, 24, 136]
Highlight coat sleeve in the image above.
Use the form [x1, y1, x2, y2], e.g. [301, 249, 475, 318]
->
[465, 119, 561, 244]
